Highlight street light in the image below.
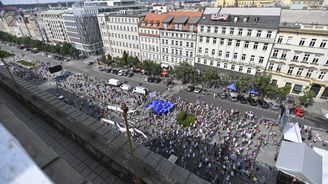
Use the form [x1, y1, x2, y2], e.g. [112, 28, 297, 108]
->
[121, 102, 139, 184]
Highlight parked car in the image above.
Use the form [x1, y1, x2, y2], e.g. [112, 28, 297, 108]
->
[229, 92, 238, 102]
[120, 83, 132, 91]
[106, 68, 112, 73]
[256, 99, 269, 109]
[291, 107, 304, 117]
[133, 86, 149, 95]
[186, 86, 195, 92]
[112, 69, 119, 75]
[154, 77, 161, 83]
[247, 97, 257, 106]
[194, 87, 202, 94]
[108, 78, 122, 87]
[237, 95, 247, 104]
[268, 100, 280, 110]
[63, 98, 74, 105]
[88, 62, 94, 65]
[145, 76, 155, 83]
[220, 92, 228, 99]
[128, 72, 134, 77]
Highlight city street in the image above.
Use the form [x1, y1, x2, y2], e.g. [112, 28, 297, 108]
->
[1, 42, 327, 130]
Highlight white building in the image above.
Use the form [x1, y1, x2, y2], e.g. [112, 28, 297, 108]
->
[160, 11, 202, 67]
[195, 8, 280, 75]
[39, 10, 69, 44]
[267, 10, 328, 99]
[97, 12, 142, 58]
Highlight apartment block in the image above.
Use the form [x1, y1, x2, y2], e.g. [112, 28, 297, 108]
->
[97, 12, 142, 58]
[195, 8, 280, 75]
[267, 10, 328, 99]
[39, 10, 68, 44]
[160, 12, 202, 67]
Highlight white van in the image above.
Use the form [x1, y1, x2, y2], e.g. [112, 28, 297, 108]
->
[132, 86, 149, 95]
[120, 83, 132, 91]
[108, 79, 122, 87]
[229, 92, 238, 102]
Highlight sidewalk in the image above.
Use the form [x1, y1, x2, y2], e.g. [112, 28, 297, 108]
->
[304, 101, 328, 118]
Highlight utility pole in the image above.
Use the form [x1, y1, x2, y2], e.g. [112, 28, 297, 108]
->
[121, 102, 139, 184]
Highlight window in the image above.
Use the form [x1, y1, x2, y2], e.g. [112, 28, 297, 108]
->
[250, 55, 255, 61]
[256, 30, 261, 37]
[245, 41, 249, 48]
[220, 39, 224, 45]
[206, 37, 210, 43]
[292, 54, 299, 61]
[277, 36, 283, 43]
[231, 65, 235, 70]
[272, 79, 277, 85]
[239, 66, 243, 72]
[207, 26, 210, 32]
[228, 39, 232, 46]
[214, 27, 218, 33]
[226, 52, 230, 58]
[247, 68, 252, 74]
[233, 53, 237, 59]
[211, 49, 215, 55]
[191, 42, 194, 47]
[296, 68, 303, 76]
[217, 62, 220, 67]
[242, 54, 246, 60]
[205, 48, 208, 54]
[200, 26, 204, 32]
[175, 41, 178, 45]
[186, 42, 189, 47]
[320, 40, 327, 48]
[224, 63, 227, 68]
[281, 51, 287, 59]
[326, 59, 328, 65]
[276, 65, 282, 72]
[199, 36, 203, 42]
[218, 50, 222, 56]
[190, 52, 193, 57]
[253, 42, 258, 49]
[312, 57, 319, 64]
[318, 72, 326, 79]
[204, 59, 207, 64]
[222, 27, 226, 34]
[303, 54, 310, 62]
[266, 31, 272, 38]
[306, 70, 313, 77]
[292, 84, 303, 94]
[263, 43, 268, 51]
[213, 38, 217, 44]
[198, 47, 202, 53]
[238, 29, 243, 35]
[309, 39, 316, 47]
[268, 63, 274, 70]
[236, 40, 240, 47]
[287, 66, 294, 74]
[286, 36, 292, 44]
[247, 29, 252, 36]
[230, 28, 234, 34]
[210, 60, 213, 66]
[180, 41, 183, 46]
[259, 57, 264, 64]
[299, 38, 305, 46]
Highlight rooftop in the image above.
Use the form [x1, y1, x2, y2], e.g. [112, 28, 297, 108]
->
[280, 10, 328, 25]
[219, 7, 281, 16]
[39, 9, 68, 15]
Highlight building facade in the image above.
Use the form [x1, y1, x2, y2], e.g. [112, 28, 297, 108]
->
[97, 12, 142, 58]
[195, 8, 280, 75]
[63, 4, 103, 56]
[267, 10, 328, 99]
[160, 11, 202, 67]
[39, 10, 69, 44]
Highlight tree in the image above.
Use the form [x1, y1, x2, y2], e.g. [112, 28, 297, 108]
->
[236, 75, 251, 93]
[276, 86, 291, 102]
[299, 86, 315, 107]
[107, 54, 112, 62]
[252, 73, 276, 98]
[174, 62, 195, 83]
[202, 69, 218, 85]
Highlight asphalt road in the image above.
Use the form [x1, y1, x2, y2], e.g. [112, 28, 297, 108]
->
[2, 43, 328, 130]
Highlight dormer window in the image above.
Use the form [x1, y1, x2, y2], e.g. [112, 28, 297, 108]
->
[163, 23, 168, 29]
[253, 17, 259, 23]
[189, 25, 193, 31]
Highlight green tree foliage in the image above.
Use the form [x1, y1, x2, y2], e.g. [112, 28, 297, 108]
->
[299, 86, 315, 107]
[276, 86, 291, 101]
[142, 60, 161, 75]
[202, 68, 219, 85]
[174, 62, 195, 83]
[236, 75, 251, 92]
[0, 49, 14, 58]
[253, 73, 276, 98]
[0, 31, 78, 57]
[176, 111, 196, 127]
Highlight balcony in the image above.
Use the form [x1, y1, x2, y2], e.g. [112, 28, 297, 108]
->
[197, 32, 275, 44]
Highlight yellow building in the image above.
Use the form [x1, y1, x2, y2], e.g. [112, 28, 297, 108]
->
[215, 0, 237, 7]
[215, 0, 273, 7]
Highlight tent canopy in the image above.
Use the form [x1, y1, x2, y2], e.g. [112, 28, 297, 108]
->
[276, 141, 322, 184]
[247, 88, 259, 95]
[145, 100, 174, 116]
[227, 83, 237, 91]
[313, 147, 328, 184]
[283, 122, 302, 143]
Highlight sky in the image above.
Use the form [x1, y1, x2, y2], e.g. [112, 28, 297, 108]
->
[2, 0, 65, 5]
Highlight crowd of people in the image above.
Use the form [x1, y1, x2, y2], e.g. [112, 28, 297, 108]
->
[8, 60, 276, 184]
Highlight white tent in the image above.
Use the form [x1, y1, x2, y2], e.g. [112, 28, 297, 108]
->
[276, 141, 322, 184]
[283, 122, 302, 143]
[313, 147, 328, 184]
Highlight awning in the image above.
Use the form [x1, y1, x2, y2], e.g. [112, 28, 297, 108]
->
[283, 122, 302, 143]
[276, 141, 322, 184]
[227, 83, 237, 91]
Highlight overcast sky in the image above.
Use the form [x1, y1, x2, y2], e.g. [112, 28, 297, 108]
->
[2, 0, 64, 5]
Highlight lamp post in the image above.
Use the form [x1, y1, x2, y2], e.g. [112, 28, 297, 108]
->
[121, 102, 139, 184]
